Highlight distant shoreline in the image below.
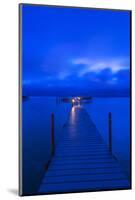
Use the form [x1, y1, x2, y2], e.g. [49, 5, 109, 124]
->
[22, 95, 130, 98]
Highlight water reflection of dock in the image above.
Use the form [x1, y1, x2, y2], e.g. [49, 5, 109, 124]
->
[39, 106, 130, 194]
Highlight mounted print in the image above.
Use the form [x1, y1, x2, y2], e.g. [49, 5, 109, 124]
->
[19, 4, 132, 196]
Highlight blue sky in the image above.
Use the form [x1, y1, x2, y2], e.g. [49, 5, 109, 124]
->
[22, 5, 130, 96]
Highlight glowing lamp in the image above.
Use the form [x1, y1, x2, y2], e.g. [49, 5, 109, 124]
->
[72, 99, 75, 103]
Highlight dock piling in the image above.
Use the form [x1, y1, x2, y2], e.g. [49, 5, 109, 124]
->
[51, 113, 55, 156]
[108, 112, 112, 153]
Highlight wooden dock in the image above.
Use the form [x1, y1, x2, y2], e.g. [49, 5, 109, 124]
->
[39, 105, 130, 194]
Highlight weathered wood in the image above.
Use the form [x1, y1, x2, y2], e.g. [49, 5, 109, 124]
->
[39, 106, 129, 194]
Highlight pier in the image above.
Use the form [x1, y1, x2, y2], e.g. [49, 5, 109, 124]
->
[39, 105, 130, 194]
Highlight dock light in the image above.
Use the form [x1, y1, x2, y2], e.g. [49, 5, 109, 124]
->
[72, 99, 75, 103]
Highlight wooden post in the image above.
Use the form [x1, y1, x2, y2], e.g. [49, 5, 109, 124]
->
[108, 112, 112, 153]
[51, 113, 55, 156]
[45, 160, 51, 172]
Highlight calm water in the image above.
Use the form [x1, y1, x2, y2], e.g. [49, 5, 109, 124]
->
[22, 97, 71, 194]
[22, 97, 130, 194]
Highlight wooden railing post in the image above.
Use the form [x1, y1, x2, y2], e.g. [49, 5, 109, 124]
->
[51, 113, 55, 156]
[108, 112, 112, 153]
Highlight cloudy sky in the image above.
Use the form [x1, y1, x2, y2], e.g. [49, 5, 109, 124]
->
[22, 5, 131, 96]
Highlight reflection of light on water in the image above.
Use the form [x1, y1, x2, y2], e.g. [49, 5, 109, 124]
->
[71, 105, 81, 124]
[71, 106, 75, 123]
[69, 106, 77, 138]
[70, 105, 81, 138]
[70, 106, 77, 130]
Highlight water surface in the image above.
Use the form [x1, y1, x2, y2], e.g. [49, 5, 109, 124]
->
[22, 96, 130, 194]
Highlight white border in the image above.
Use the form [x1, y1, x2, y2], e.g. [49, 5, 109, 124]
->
[0, 0, 134, 199]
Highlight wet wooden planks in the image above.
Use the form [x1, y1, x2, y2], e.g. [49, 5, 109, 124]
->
[39, 106, 130, 194]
